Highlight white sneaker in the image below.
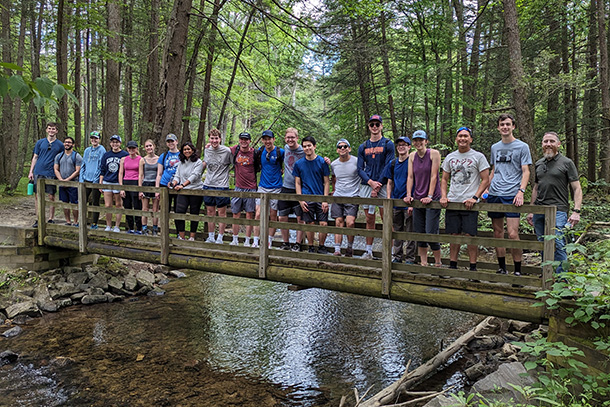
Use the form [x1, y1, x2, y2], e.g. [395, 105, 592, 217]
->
[104, 226, 112, 232]
[230, 239, 239, 246]
[112, 226, 120, 233]
[205, 236, 216, 244]
[215, 236, 223, 244]
[188, 237, 195, 241]
[251, 241, 259, 248]
[361, 251, 374, 260]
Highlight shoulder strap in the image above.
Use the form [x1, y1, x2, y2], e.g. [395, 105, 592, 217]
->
[232, 145, 241, 164]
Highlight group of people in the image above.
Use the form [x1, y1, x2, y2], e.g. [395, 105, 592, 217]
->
[30, 113, 582, 273]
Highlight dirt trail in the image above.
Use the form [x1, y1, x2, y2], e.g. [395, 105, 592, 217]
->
[0, 195, 37, 227]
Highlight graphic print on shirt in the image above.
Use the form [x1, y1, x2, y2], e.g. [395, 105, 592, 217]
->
[495, 149, 513, 164]
[107, 157, 121, 173]
[236, 153, 252, 167]
[447, 157, 475, 186]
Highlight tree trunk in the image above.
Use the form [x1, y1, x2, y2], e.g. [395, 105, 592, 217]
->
[140, 0, 159, 141]
[380, 11, 398, 138]
[562, 0, 576, 163]
[546, 5, 561, 133]
[104, 0, 121, 139]
[597, 0, 610, 181]
[74, 0, 82, 148]
[585, 0, 599, 182]
[0, 0, 14, 185]
[352, 20, 372, 138]
[123, 0, 133, 141]
[464, 0, 482, 124]
[57, 0, 69, 136]
[502, 0, 535, 160]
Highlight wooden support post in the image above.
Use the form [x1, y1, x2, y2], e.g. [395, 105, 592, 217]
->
[258, 193, 270, 278]
[160, 187, 170, 265]
[37, 177, 46, 246]
[77, 183, 88, 253]
[382, 199, 393, 296]
[542, 205, 557, 291]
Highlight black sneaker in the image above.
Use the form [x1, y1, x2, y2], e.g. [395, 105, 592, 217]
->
[345, 248, 353, 257]
[291, 243, 301, 252]
[496, 268, 508, 274]
[47, 219, 55, 224]
[317, 246, 328, 254]
[513, 271, 522, 276]
[392, 258, 402, 263]
[32, 221, 38, 228]
[308, 246, 316, 253]
[279, 242, 291, 251]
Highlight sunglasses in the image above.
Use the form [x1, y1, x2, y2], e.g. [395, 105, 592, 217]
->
[457, 126, 472, 135]
[369, 122, 381, 128]
[337, 145, 349, 149]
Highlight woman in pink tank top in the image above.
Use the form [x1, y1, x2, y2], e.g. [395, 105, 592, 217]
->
[119, 140, 143, 233]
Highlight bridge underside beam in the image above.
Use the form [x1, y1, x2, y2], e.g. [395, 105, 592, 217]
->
[44, 236, 545, 324]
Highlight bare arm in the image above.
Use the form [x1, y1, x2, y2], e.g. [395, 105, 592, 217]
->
[439, 170, 450, 207]
[568, 180, 583, 226]
[54, 163, 62, 180]
[513, 164, 530, 206]
[29, 154, 38, 180]
[404, 152, 415, 203]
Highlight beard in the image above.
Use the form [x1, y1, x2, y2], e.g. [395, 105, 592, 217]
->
[543, 149, 557, 160]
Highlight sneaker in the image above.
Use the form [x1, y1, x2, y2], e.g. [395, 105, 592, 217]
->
[73, 223, 79, 227]
[112, 226, 120, 233]
[513, 271, 522, 276]
[188, 237, 195, 241]
[127, 230, 135, 234]
[291, 243, 301, 252]
[333, 251, 342, 257]
[361, 252, 374, 260]
[205, 236, 216, 244]
[47, 219, 55, 224]
[308, 246, 316, 253]
[392, 258, 402, 263]
[215, 236, 224, 244]
[251, 241, 260, 248]
[32, 221, 38, 228]
[405, 260, 415, 264]
[152, 226, 159, 236]
[279, 242, 291, 251]
[317, 246, 328, 254]
[230, 239, 239, 246]
[104, 226, 112, 232]
[134, 230, 143, 235]
[65, 222, 72, 227]
[177, 235, 185, 240]
[345, 248, 353, 258]
[496, 268, 508, 274]
[142, 226, 148, 235]
[90, 224, 98, 230]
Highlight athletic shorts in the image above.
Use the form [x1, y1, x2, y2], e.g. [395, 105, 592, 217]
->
[58, 186, 78, 204]
[231, 187, 257, 213]
[203, 186, 230, 208]
[359, 183, 387, 214]
[487, 195, 520, 218]
[33, 174, 56, 195]
[277, 187, 303, 217]
[330, 203, 358, 219]
[102, 180, 121, 194]
[256, 186, 281, 211]
[302, 201, 329, 223]
[445, 209, 478, 236]
[142, 181, 157, 198]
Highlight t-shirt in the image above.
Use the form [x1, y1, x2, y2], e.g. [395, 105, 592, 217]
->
[231, 145, 257, 190]
[33, 138, 65, 177]
[158, 150, 180, 187]
[79, 145, 106, 182]
[122, 155, 141, 181]
[293, 155, 330, 196]
[442, 148, 490, 202]
[489, 139, 532, 196]
[100, 150, 129, 183]
[357, 137, 395, 184]
[534, 153, 579, 213]
[258, 146, 284, 189]
[54, 151, 83, 180]
[203, 145, 232, 188]
[331, 156, 361, 197]
[283, 144, 305, 189]
[381, 157, 409, 199]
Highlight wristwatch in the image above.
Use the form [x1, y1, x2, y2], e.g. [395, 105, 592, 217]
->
[472, 195, 479, 201]
[573, 208, 581, 213]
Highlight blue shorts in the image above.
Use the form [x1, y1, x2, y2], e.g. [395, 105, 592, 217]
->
[487, 195, 520, 218]
[59, 186, 78, 204]
[203, 186, 230, 208]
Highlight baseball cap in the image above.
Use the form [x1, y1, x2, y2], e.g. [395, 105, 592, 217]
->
[396, 136, 411, 145]
[262, 130, 275, 138]
[110, 134, 122, 142]
[336, 138, 350, 148]
[239, 132, 251, 140]
[368, 114, 383, 123]
[412, 130, 427, 140]
[165, 133, 178, 142]
[126, 140, 138, 148]
[90, 131, 101, 139]
[457, 126, 472, 136]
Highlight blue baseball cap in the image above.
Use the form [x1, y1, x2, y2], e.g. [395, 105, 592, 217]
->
[110, 134, 122, 142]
[412, 130, 427, 140]
[368, 114, 383, 123]
[396, 136, 411, 145]
[262, 130, 275, 138]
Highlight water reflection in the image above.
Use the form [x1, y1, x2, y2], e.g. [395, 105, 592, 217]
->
[0, 270, 481, 406]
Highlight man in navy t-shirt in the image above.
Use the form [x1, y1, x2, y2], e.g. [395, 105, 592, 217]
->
[293, 136, 330, 254]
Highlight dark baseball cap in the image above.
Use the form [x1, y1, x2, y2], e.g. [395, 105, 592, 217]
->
[90, 131, 101, 139]
[239, 132, 251, 140]
[126, 140, 138, 148]
[262, 130, 275, 138]
[368, 114, 383, 123]
[396, 136, 411, 145]
[165, 133, 178, 142]
[110, 134, 122, 142]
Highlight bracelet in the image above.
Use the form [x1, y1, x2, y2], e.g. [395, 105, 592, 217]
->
[519, 188, 526, 193]
[427, 195, 433, 199]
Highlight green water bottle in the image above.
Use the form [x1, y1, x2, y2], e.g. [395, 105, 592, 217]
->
[27, 180, 34, 195]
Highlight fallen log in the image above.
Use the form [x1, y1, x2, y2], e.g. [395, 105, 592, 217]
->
[358, 316, 501, 407]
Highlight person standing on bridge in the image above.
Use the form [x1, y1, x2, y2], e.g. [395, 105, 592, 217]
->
[100, 135, 129, 232]
[252, 130, 284, 248]
[170, 142, 204, 240]
[119, 140, 143, 234]
[79, 131, 106, 229]
[29, 122, 64, 227]
[294, 136, 330, 254]
[440, 127, 490, 271]
[404, 130, 442, 267]
[330, 138, 360, 257]
[202, 128, 232, 244]
[139, 139, 160, 236]
[230, 132, 258, 246]
[53, 136, 83, 226]
[357, 114, 395, 260]
[526, 132, 582, 273]
[486, 114, 532, 276]
[156, 133, 181, 213]
[382, 136, 416, 264]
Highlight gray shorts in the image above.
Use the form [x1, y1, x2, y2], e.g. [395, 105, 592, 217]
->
[231, 187, 257, 213]
[359, 183, 387, 214]
[33, 174, 57, 195]
[102, 180, 121, 194]
[256, 186, 281, 211]
[331, 203, 359, 219]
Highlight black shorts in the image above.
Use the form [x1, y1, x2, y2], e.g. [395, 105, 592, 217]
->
[33, 174, 56, 195]
[277, 187, 302, 217]
[445, 210, 478, 236]
[302, 202, 328, 223]
[142, 181, 156, 198]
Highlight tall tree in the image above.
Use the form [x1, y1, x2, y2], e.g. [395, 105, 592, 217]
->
[597, 0, 610, 181]
[103, 0, 121, 140]
[140, 0, 159, 141]
[57, 0, 70, 136]
[584, 0, 599, 182]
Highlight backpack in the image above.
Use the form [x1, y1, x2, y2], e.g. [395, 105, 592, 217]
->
[233, 145, 261, 173]
[57, 151, 78, 167]
[254, 146, 283, 173]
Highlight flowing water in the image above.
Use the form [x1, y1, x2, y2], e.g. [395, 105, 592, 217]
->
[0, 270, 482, 406]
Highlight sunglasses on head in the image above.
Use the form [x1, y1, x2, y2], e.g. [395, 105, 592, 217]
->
[457, 127, 472, 135]
[369, 122, 381, 128]
[337, 145, 349, 149]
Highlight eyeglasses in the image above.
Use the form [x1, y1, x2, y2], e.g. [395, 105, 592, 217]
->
[369, 122, 381, 128]
[337, 145, 349, 149]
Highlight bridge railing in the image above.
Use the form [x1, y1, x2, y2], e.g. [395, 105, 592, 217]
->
[37, 179, 557, 294]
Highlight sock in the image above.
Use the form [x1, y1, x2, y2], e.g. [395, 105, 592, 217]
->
[253, 237, 259, 245]
[449, 261, 458, 269]
[469, 263, 477, 271]
[244, 237, 251, 245]
[232, 236, 239, 243]
[514, 261, 522, 274]
[498, 256, 506, 271]
[347, 241, 353, 249]
[366, 244, 373, 254]
[334, 244, 341, 252]
[208, 232, 215, 240]
[217, 234, 224, 240]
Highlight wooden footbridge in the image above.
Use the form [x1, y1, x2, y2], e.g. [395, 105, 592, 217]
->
[37, 179, 559, 324]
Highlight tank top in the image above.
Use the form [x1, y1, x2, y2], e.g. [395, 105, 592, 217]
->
[142, 158, 158, 183]
[412, 149, 441, 200]
[123, 155, 141, 181]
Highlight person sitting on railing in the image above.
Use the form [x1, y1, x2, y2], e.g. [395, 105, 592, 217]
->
[79, 131, 106, 230]
[100, 135, 129, 232]
[404, 130, 442, 267]
[330, 138, 361, 257]
[119, 140, 143, 235]
[294, 136, 331, 254]
[382, 135, 416, 264]
[229, 132, 258, 246]
[156, 133, 181, 213]
[53, 136, 83, 227]
[439, 127, 490, 272]
[169, 142, 204, 241]
[139, 139, 160, 236]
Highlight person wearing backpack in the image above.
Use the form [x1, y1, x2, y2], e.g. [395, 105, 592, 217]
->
[156, 133, 181, 213]
[79, 131, 106, 229]
[230, 132, 257, 246]
[53, 136, 83, 226]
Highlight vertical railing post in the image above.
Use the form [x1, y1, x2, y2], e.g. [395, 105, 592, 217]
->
[542, 205, 557, 291]
[160, 187, 170, 265]
[78, 182, 88, 253]
[258, 193, 270, 278]
[382, 199, 393, 296]
[37, 177, 46, 246]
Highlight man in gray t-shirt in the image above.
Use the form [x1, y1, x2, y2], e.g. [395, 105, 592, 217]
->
[53, 136, 83, 225]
